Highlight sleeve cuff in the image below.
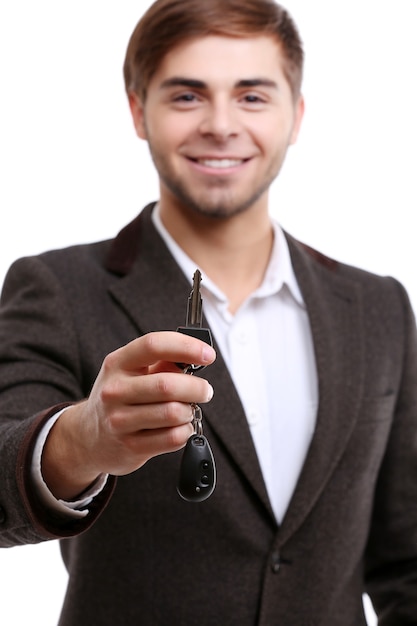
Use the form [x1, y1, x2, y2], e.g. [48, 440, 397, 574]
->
[31, 407, 109, 519]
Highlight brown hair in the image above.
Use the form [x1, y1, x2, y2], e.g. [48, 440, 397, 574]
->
[123, 0, 304, 101]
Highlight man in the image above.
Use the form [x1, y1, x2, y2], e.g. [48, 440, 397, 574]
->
[0, 0, 416, 624]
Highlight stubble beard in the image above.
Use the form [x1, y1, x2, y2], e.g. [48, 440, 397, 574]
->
[160, 171, 274, 220]
[150, 146, 282, 221]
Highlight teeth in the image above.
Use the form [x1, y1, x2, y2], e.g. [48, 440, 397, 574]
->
[197, 158, 243, 168]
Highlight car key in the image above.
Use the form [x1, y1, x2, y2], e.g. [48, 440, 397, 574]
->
[176, 269, 213, 372]
[176, 270, 216, 502]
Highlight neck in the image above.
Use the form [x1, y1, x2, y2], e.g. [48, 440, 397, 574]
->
[159, 199, 274, 314]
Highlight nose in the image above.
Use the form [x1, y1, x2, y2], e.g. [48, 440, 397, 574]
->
[199, 97, 240, 141]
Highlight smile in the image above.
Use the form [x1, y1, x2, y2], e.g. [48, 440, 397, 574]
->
[190, 158, 247, 169]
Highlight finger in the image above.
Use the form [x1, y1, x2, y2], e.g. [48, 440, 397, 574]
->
[102, 370, 214, 407]
[110, 331, 216, 372]
[139, 422, 195, 456]
[105, 422, 195, 476]
[117, 424, 194, 474]
[131, 371, 214, 404]
[148, 360, 190, 374]
[108, 401, 194, 435]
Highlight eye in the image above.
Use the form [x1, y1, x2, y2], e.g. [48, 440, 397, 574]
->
[242, 93, 267, 105]
[244, 94, 262, 102]
[174, 93, 197, 102]
[171, 92, 202, 108]
[237, 91, 270, 110]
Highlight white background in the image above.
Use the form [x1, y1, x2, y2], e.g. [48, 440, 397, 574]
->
[0, 1, 416, 624]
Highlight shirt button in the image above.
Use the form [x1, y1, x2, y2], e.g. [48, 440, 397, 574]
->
[270, 551, 281, 574]
[0, 505, 6, 524]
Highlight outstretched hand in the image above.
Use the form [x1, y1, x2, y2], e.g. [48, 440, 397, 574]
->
[42, 331, 216, 500]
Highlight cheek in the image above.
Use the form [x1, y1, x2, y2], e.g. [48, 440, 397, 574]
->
[251, 129, 286, 156]
[149, 108, 199, 144]
[247, 114, 292, 151]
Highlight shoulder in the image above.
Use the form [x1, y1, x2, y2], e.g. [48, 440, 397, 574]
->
[286, 231, 405, 290]
[4, 203, 157, 287]
[1, 238, 112, 302]
[285, 232, 415, 327]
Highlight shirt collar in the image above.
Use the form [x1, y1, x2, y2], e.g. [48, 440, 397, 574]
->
[151, 203, 305, 308]
[258, 221, 305, 306]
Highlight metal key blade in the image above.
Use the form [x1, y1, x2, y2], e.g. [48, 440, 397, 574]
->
[176, 269, 213, 371]
[186, 269, 203, 327]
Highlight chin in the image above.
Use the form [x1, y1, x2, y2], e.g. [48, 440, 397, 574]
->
[180, 191, 261, 219]
[163, 176, 266, 220]
[185, 202, 248, 220]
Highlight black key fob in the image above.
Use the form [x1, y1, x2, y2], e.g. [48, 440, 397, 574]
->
[177, 435, 216, 502]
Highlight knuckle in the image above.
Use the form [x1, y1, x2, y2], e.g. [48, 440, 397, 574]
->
[101, 349, 120, 374]
[167, 424, 191, 449]
[155, 373, 174, 397]
[164, 401, 189, 425]
[122, 433, 141, 457]
[141, 331, 161, 354]
[107, 409, 127, 434]
[100, 378, 123, 405]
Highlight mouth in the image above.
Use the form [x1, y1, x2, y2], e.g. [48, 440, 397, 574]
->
[188, 157, 250, 170]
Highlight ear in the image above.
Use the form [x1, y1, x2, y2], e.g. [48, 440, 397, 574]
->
[289, 94, 305, 145]
[128, 92, 147, 140]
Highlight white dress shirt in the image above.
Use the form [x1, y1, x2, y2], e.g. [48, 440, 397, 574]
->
[32, 205, 318, 523]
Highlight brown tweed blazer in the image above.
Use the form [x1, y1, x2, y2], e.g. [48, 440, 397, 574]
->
[0, 204, 416, 625]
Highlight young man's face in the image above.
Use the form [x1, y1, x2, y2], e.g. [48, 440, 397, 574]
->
[130, 35, 304, 220]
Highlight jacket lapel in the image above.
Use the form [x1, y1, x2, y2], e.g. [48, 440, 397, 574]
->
[105, 207, 366, 536]
[277, 235, 366, 544]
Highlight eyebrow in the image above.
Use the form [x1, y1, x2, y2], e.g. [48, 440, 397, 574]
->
[159, 77, 278, 90]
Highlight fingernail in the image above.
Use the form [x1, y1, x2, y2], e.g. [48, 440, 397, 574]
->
[202, 346, 215, 363]
[206, 383, 214, 402]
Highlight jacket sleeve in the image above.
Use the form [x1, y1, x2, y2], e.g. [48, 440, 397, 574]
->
[364, 280, 417, 624]
[0, 256, 116, 547]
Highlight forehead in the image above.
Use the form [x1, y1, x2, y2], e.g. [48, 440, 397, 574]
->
[149, 35, 288, 89]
